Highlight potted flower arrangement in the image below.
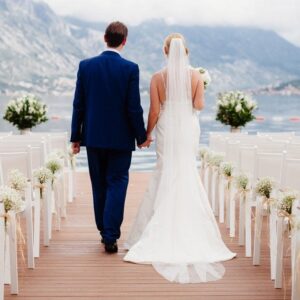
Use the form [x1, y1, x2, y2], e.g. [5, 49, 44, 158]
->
[216, 91, 257, 132]
[3, 94, 48, 134]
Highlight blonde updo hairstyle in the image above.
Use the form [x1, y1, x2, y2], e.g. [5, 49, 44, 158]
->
[163, 33, 189, 56]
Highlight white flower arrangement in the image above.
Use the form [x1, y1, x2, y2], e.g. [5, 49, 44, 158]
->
[278, 191, 298, 215]
[196, 67, 211, 89]
[46, 155, 63, 188]
[0, 186, 25, 214]
[3, 94, 48, 130]
[33, 167, 53, 198]
[8, 169, 28, 192]
[235, 174, 249, 191]
[207, 153, 224, 168]
[221, 162, 234, 178]
[46, 157, 63, 175]
[33, 167, 53, 185]
[216, 91, 257, 128]
[199, 147, 210, 162]
[255, 177, 274, 199]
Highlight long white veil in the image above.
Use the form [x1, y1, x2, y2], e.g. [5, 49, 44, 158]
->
[160, 38, 195, 174]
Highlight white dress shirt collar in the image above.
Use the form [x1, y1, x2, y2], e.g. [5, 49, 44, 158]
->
[106, 47, 121, 54]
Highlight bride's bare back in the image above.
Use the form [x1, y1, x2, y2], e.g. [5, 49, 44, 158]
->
[153, 68, 204, 107]
[146, 68, 205, 138]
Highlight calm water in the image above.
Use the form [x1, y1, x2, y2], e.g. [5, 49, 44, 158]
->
[1, 94, 300, 171]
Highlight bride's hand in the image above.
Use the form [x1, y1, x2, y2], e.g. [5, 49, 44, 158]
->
[138, 135, 153, 149]
[147, 133, 154, 142]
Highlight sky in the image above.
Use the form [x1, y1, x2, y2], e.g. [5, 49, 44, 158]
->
[43, 0, 300, 46]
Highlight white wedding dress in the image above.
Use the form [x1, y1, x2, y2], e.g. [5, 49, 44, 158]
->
[124, 39, 236, 283]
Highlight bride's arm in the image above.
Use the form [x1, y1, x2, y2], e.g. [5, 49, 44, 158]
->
[192, 71, 205, 110]
[146, 75, 160, 139]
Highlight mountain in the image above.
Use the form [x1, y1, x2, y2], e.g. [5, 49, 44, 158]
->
[1, 0, 300, 96]
[0, 0, 103, 95]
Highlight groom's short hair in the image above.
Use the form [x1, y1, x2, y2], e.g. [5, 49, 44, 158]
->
[105, 21, 128, 48]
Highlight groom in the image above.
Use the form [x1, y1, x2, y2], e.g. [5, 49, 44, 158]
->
[70, 21, 151, 253]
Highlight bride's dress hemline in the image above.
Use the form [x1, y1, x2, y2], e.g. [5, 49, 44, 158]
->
[123, 256, 236, 283]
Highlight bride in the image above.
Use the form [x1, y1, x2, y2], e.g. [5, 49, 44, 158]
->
[124, 33, 236, 284]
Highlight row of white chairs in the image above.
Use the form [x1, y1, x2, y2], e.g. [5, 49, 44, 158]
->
[0, 131, 76, 299]
[202, 131, 300, 300]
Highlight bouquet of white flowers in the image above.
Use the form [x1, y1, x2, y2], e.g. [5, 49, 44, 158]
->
[207, 153, 224, 168]
[196, 67, 211, 89]
[3, 94, 48, 131]
[0, 186, 25, 214]
[278, 191, 298, 215]
[8, 169, 28, 192]
[255, 177, 274, 199]
[216, 91, 257, 129]
[235, 174, 249, 191]
[221, 162, 234, 178]
[46, 155, 63, 188]
[33, 167, 53, 198]
[199, 147, 210, 160]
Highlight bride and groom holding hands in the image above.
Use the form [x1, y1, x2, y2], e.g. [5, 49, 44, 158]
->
[70, 21, 236, 283]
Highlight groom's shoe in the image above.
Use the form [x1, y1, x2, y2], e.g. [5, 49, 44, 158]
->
[104, 242, 118, 254]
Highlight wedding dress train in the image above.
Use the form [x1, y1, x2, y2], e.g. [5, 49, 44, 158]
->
[124, 39, 236, 283]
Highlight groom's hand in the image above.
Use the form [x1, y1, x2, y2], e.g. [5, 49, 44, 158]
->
[72, 142, 81, 154]
[138, 137, 153, 149]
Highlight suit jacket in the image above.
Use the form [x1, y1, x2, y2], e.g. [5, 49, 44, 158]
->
[70, 50, 147, 151]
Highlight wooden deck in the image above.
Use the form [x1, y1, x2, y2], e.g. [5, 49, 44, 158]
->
[5, 172, 291, 300]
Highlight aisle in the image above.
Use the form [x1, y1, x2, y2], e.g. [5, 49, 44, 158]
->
[5, 172, 291, 300]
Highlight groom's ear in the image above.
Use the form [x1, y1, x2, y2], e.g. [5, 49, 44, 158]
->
[122, 38, 127, 46]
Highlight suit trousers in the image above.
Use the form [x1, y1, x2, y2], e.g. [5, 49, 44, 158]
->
[86, 147, 132, 244]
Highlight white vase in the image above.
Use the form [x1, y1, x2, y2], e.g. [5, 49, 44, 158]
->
[19, 128, 31, 135]
[230, 127, 241, 133]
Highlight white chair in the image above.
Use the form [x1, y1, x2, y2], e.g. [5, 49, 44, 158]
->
[31, 132, 74, 205]
[233, 145, 258, 257]
[224, 140, 240, 237]
[233, 135, 268, 147]
[253, 152, 285, 281]
[207, 136, 228, 213]
[256, 140, 288, 153]
[0, 151, 35, 266]
[1, 136, 66, 244]
[209, 136, 228, 153]
[0, 141, 46, 173]
[275, 158, 300, 289]
[0, 201, 5, 300]
[0, 140, 50, 258]
[0, 132, 12, 137]
[0, 151, 35, 296]
[1, 165, 30, 296]
[291, 199, 300, 300]
[286, 143, 300, 159]
[257, 131, 295, 139]
[290, 136, 300, 143]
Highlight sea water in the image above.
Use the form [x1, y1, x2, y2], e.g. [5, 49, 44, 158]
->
[0, 94, 299, 171]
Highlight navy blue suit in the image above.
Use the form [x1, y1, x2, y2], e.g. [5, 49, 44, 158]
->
[71, 50, 147, 243]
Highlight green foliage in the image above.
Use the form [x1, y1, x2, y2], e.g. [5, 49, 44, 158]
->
[3, 94, 48, 130]
[216, 91, 257, 128]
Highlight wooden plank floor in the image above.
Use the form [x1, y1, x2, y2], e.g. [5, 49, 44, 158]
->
[5, 172, 291, 300]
